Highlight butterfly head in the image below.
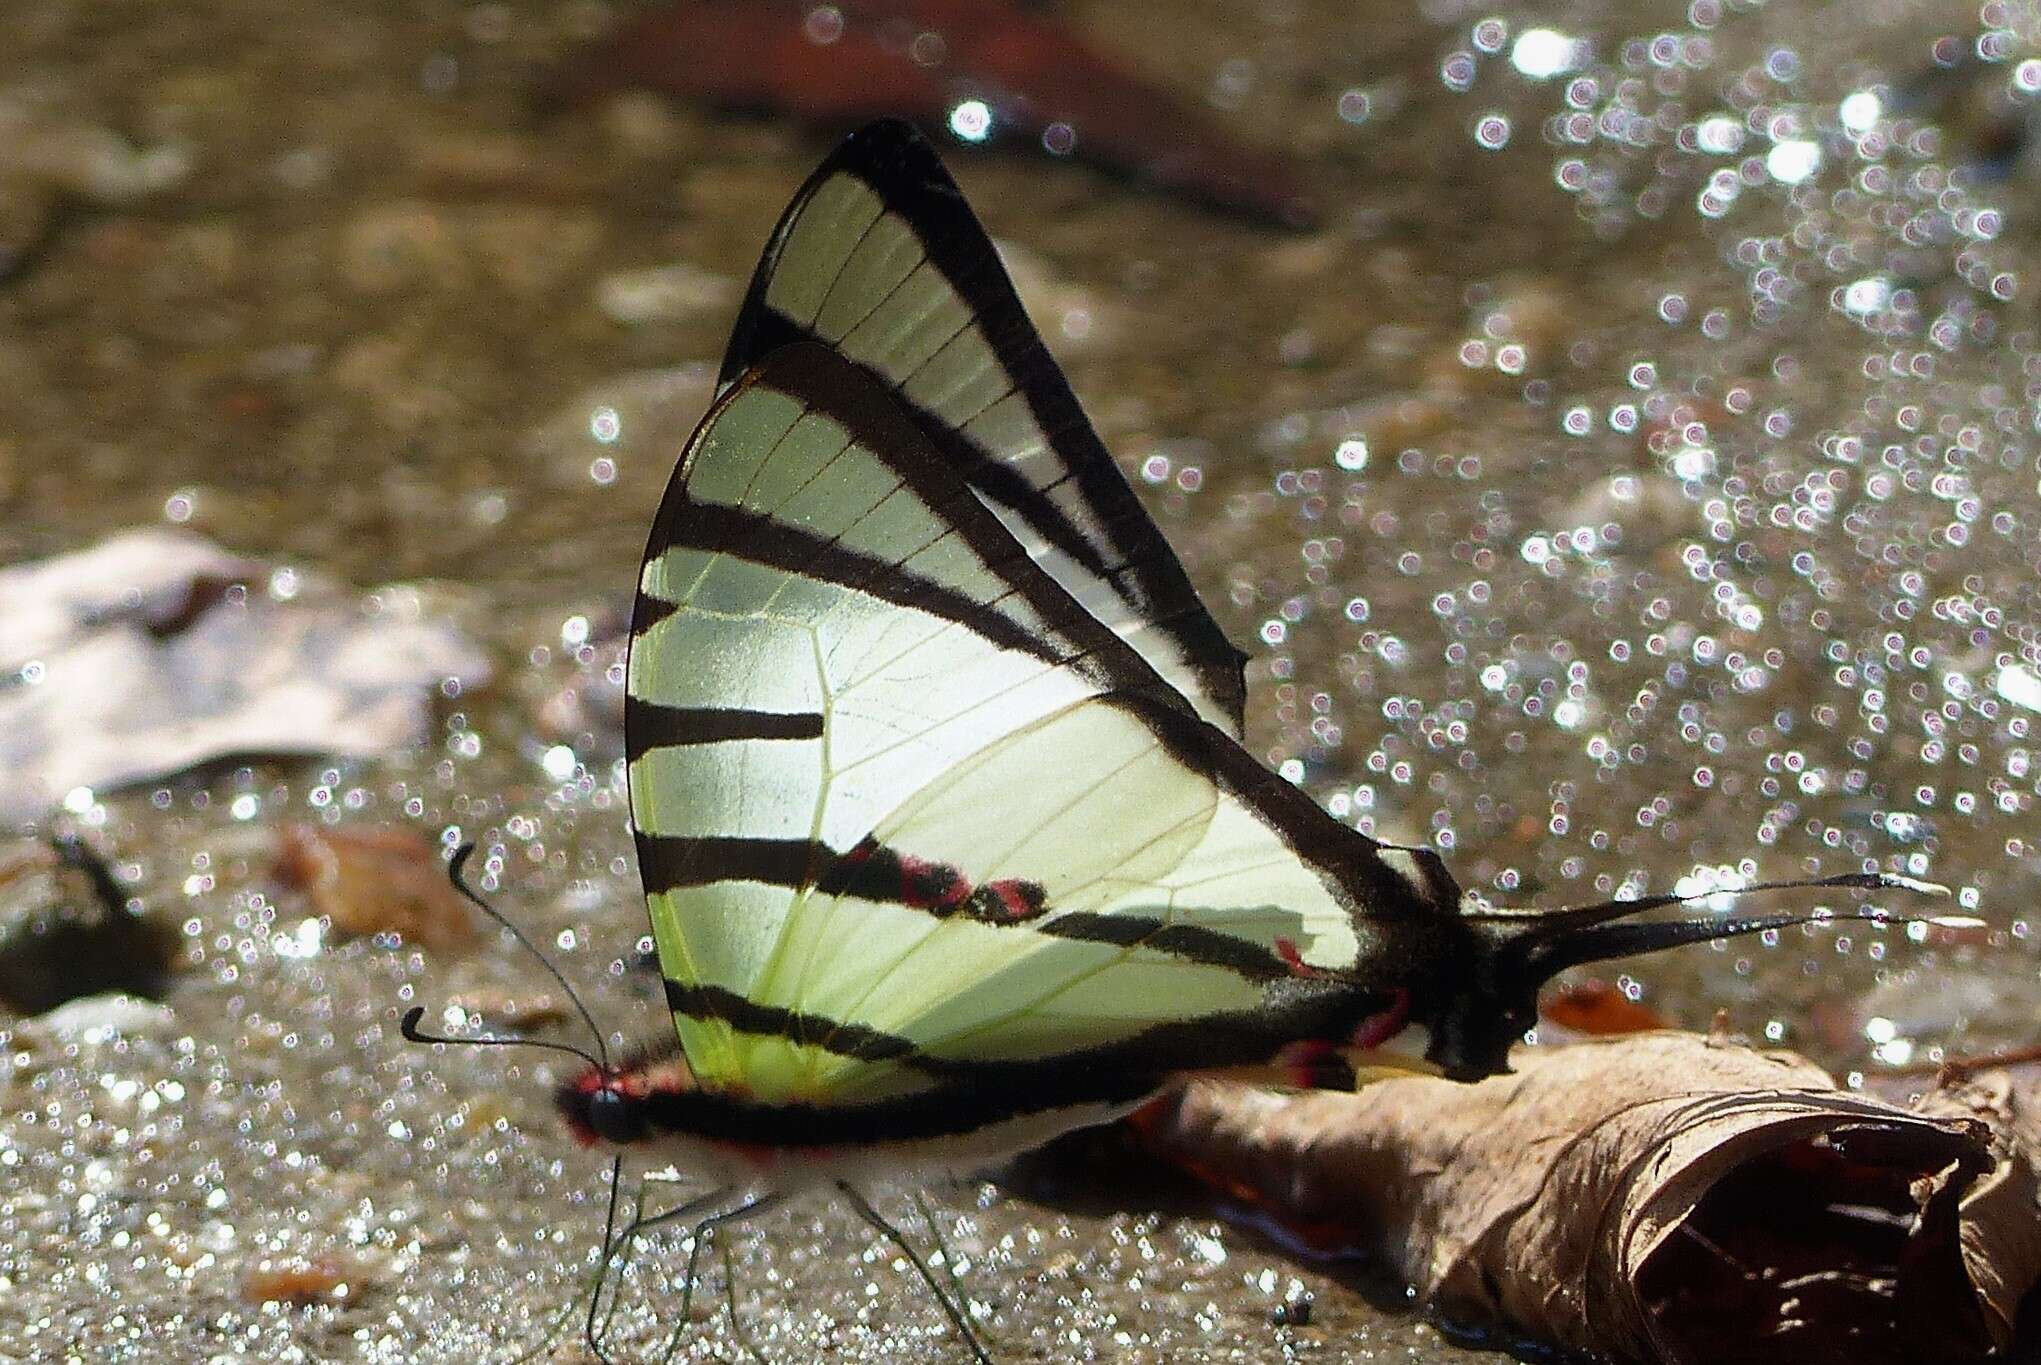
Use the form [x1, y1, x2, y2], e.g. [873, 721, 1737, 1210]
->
[556, 1047, 703, 1147]
[559, 1066, 650, 1146]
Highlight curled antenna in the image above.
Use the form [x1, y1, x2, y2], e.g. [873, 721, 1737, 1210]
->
[400, 1006, 607, 1071]
[398, 843, 611, 1072]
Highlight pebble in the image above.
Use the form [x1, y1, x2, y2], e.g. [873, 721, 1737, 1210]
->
[595, 261, 737, 325]
[240, 1255, 365, 1306]
[0, 94, 188, 283]
[0, 97, 190, 204]
[339, 201, 602, 298]
[29, 990, 177, 1042]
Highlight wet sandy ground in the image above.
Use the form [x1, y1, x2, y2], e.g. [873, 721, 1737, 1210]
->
[4, 0, 2039, 1359]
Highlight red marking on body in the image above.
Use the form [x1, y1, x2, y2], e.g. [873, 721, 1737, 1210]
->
[561, 1056, 701, 1147]
[1273, 938, 1325, 979]
[1350, 988, 1411, 1050]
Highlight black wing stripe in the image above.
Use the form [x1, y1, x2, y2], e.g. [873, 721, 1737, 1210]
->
[664, 981, 921, 1062]
[631, 590, 679, 636]
[1034, 912, 1290, 981]
[712, 343, 1188, 708]
[625, 698, 825, 746]
[719, 119, 1248, 731]
[652, 497, 1061, 665]
[1103, 691, 1444, 929]
[637, 833, 828, 894]
[646, 978, 1390, 1143]
[643, 827, 1299, 986]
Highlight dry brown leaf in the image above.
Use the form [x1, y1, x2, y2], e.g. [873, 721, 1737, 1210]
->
[275, 824, 474, 953]
[0, 530, 490, 826]
[1538, 977, 1669, 1036]
[1135, 1032, 2040, 1364]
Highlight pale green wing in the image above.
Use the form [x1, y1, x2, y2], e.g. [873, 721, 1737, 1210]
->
[719, 119, 1248, 737]
[627, 344, 1418, 1104]
[756, 691, 1406, 1100]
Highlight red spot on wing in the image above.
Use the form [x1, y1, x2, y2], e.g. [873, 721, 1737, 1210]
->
[966, 878, 1048, 923]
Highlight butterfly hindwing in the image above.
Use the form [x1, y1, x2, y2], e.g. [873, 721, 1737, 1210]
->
[720, 118, 1249, 737]
[627, 345, 1400, 1105]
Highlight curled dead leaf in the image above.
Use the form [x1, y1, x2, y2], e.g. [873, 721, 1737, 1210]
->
[0, 530, 489, 826]
[1134, 1033, 2041, 1364]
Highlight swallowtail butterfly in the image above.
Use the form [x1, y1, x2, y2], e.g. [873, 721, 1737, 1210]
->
[411, 118, 1926, 1361]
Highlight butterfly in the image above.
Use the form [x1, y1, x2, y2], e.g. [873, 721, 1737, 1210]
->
[408, 118, 1927, 1362]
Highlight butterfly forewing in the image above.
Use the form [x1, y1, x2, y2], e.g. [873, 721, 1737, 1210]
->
[628, 344, 1397, 1106]
[720, 119, 1248, 737]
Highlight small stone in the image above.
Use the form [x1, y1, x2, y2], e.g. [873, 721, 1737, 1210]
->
[239, 1255, 362, 1306]
[595, 261, 737, 325]
[0, 101, 190, 204]
[31, 991, 177, 1041]
[338, 201, 458, 296]
[0, 838, 181, 1015]
[599, 91, 695, 158]
[445, 988, 573, 1032]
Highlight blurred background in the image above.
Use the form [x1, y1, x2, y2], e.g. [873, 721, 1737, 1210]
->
[3, 0, 2039, 1359]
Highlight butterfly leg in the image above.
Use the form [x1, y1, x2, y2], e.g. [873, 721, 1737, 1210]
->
[718, 1233, 764, 1361]
[656, 1191, 786, 1365]
[837, 1182, 994, 1365]
[913, 1189, 972, 1304]
[506, 1160, 622, 1365]
[589, 1181, 733, 1363]
[587, 1161, 644, 1357]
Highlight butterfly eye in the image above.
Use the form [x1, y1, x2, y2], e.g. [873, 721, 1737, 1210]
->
[586, 1086, 645, 1145]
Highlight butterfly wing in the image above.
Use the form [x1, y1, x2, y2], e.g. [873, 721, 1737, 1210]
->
[628, 343, 1419, 1105]
[717, 118, 1248, 737]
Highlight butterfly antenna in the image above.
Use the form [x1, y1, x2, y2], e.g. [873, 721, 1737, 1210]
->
[397, 843, 612, 1072]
